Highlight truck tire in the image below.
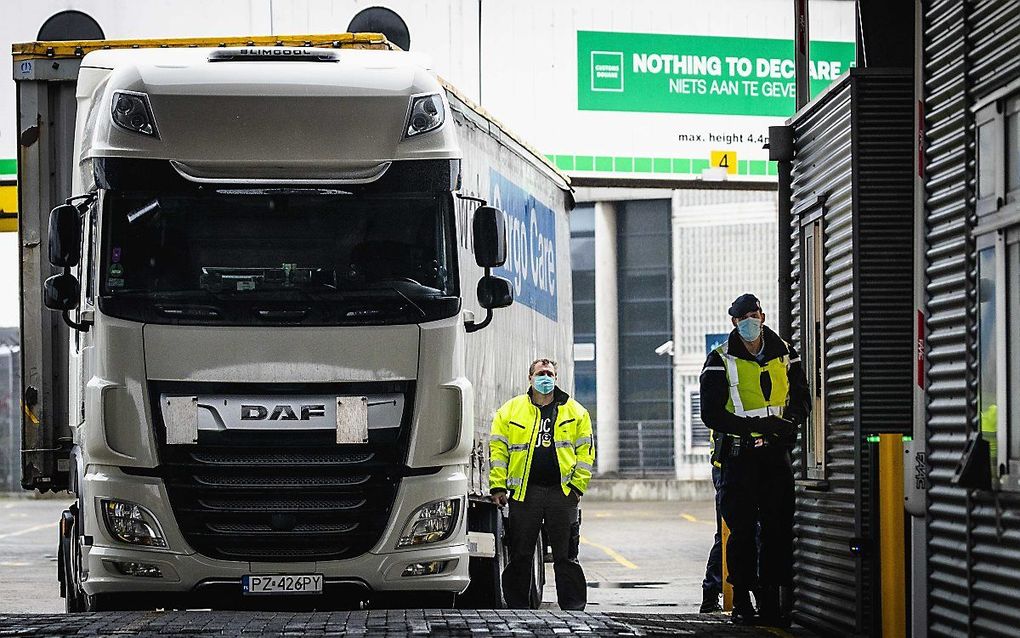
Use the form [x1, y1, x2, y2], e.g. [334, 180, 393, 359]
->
[459, 501, 507, 608]
[59, 508, 86, 613]
[527, 537, 545, 609]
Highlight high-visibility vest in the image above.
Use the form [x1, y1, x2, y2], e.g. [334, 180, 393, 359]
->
[488, 392, 595, 502]
[714, 339, 792, 437]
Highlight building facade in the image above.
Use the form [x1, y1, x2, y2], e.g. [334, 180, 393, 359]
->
[571, 188, 779, 479]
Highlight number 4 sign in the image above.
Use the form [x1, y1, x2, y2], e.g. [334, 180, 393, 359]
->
[710, 150, 738, 174]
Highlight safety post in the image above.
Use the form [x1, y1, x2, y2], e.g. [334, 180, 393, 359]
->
[878, 433, 906, 638]
[721, 519, 732, 610]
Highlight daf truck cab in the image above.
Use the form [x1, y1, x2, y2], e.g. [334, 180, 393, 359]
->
[15, 35, 574, 611]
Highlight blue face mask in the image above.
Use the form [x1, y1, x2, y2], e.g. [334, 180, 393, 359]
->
[532, 375, 555, 395]
[737, 317, 762, 342]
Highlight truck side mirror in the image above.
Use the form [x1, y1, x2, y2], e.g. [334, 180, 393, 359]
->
[473, 206, 507, 268]
[477, 275, 514, 310]
[48, 204, 81, 267]
[44, 273, 80, 311]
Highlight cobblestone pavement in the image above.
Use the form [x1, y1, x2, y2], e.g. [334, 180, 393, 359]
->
[0, 611, 799, 637]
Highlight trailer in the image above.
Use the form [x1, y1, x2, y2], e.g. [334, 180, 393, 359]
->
[13, 33, 573, 610]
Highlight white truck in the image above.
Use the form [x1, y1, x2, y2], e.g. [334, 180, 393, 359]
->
[14, 33, 574, 611]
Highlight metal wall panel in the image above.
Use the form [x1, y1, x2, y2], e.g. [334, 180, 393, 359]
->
[923, 0, 1020, 636]
[789, 77, 859, 636]
[852, 71, 915, 638]
[788, 70, 914, 636]
[15, 61, 80, 492]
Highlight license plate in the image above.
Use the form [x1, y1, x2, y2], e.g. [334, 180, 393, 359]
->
[242, 574, 323, 595]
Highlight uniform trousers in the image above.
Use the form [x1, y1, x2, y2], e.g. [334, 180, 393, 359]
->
[719, 444, 794, 589]
[503, 483, 586, 610]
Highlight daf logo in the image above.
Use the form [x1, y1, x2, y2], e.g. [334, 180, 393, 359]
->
[240, 404, 326, 421]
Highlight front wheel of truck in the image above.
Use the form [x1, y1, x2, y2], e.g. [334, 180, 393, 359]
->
[58, 507, 86, 613]
[460, 502, 507, 608]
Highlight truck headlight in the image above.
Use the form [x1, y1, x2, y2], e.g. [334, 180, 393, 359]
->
[404, 93, 445, 137]
[397, 498, 460, 548]
[111, 90, 159, 138]
[101, 499, 167, 548]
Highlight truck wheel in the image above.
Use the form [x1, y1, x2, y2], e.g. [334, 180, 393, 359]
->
[460, 502, 507, 608]
[59, 508, 85, 613]
[527, 538, 545, 609]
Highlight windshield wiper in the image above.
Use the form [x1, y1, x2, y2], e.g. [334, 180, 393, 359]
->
[384, 285, 427, 319]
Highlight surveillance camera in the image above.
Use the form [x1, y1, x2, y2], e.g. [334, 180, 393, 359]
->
[654, 340, 674, 357]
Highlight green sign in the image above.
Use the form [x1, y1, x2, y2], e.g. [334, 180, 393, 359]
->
[578, 31, 856, 117]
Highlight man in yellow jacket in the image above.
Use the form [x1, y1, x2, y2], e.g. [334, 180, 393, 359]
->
[488, 357, 595, 611]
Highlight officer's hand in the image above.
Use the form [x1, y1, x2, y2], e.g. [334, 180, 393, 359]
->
[756, 415, 795, 435]
[491, 491, 509, 507]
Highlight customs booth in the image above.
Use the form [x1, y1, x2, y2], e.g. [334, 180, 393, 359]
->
[778, 68, 914, 636]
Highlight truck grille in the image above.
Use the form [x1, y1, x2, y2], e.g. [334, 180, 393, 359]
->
[149, 382, 412, 563]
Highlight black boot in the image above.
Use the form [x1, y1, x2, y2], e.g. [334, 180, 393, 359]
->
[699, 589, 721, 613]
[731, 588, 756, 625]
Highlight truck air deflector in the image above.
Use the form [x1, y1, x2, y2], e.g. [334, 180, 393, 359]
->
[169, 160, 392, 185]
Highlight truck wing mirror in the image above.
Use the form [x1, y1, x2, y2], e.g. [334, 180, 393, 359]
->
[466, 275, 514, 334]
[478, 275, 514, 310]
[473, 206, 507, 268]
[44, 273, 80, 312]
[48, 204, 81, 267]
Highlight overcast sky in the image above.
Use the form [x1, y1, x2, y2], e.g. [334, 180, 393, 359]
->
[1, 235, 18, 327]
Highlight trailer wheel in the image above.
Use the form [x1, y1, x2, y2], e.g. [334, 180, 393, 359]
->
[460, 502, 507, 608]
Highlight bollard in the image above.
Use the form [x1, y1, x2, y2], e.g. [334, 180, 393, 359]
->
[878, 433, 906, 638]
[721, 518, 732, 611]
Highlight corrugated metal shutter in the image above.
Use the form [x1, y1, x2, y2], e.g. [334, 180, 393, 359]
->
[923, 1, 973, 634]
[789, 76, 860, 636]
[788, 70, 914, 636]
[963, 4, 1020, 638]
[853, 71, 915, 638]
[923, 1, 1020, 636]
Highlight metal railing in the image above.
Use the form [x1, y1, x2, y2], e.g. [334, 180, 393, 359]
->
[0, 346, 20, 492]
[617, 420, 675, 477]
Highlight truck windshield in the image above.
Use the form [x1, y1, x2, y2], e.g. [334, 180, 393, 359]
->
[98, 190, 459, 326]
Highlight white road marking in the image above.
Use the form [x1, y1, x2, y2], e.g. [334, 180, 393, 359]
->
[0, 523, 52, 540]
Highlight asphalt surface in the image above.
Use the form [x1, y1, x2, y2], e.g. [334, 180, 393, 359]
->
[0, 496, 803, 635]
[0, 496, 720, 615]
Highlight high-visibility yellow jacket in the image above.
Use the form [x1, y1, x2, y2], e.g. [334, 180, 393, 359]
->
[700, 326, 811, 453]
[488, 387, 595, 501]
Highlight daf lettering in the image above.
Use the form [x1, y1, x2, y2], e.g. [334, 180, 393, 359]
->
[240, 404, 326, 421]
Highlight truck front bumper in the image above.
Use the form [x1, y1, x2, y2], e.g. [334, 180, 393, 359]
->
[79, 464, 470, 598]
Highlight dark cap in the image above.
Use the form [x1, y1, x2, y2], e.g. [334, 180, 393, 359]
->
[728, 293, 762, 318]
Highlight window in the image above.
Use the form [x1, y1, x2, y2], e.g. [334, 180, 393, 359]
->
[98, 191, 458, 327]
[617, 200, 673, 474]
[974, 88, 1020, 490]
[801, 217, 827, 479]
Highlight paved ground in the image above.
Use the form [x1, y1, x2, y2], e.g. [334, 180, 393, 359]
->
[0, 496, 69, 614]
[0, 611, 797, 637]
[0, 496, 720, 615]
[0, 496, 805, 635]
